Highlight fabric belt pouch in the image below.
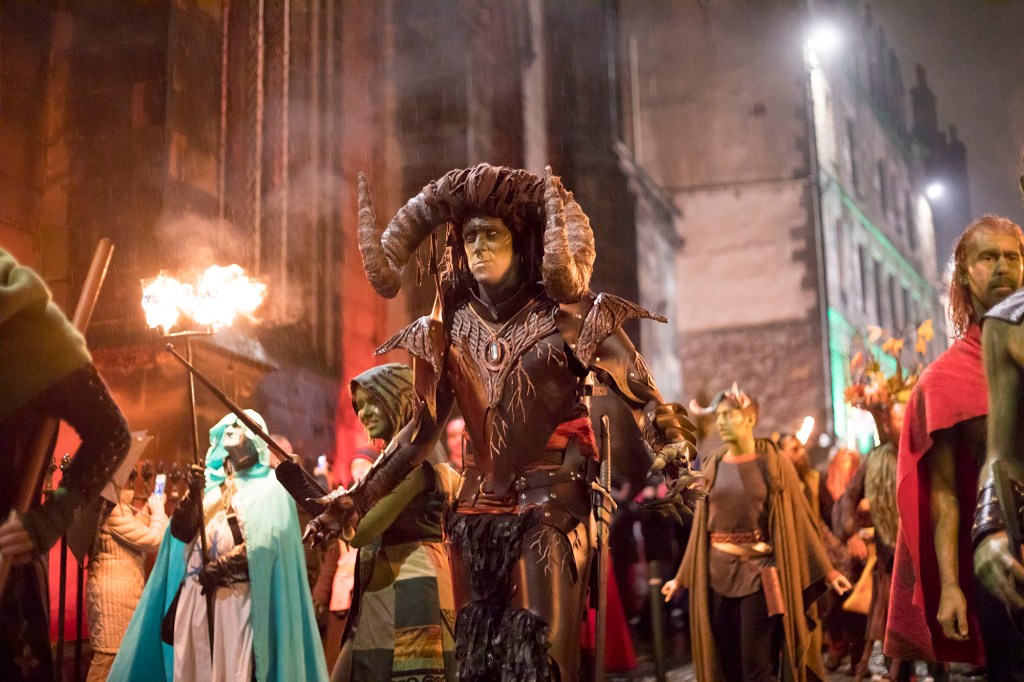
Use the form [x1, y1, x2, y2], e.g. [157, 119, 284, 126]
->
[760, 566, 787, 617]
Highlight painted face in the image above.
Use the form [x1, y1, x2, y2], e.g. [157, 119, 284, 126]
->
[222, 422, 245, 448]
[780, 435, 807, 468]
[445, 417, 465, 468]
[223, 423, 260, 472]
[349, 457, 373, 484]
[889, 401, 907, 437]
[963, 231, 1024, 313]
[462, 216, 517, 289]
[353, 386, 389, 440]
[715, 402, 754, 445]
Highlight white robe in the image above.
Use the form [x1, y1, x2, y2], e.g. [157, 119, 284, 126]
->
[173, 481, 254, 682]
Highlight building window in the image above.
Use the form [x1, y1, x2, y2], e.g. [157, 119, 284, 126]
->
[847, 121, 860, 195]
[836, 219, 847, 305]
[906, 192, 917, 250]
[902, 286, 912, 327]
[877, 161, 889, 215]
[874, 259, 885, 324]
[888, 274, 899, 329]
[858, 245, 869, 312]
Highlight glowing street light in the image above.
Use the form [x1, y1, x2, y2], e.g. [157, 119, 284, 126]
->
[925, 182, 945, 200]
[806, 22, 842, 68]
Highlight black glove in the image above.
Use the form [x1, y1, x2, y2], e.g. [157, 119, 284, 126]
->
[198, 544, 249, 595]
[170, 465, 206, 542]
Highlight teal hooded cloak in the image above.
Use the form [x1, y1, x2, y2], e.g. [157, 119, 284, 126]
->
[110, 411, 328, 681]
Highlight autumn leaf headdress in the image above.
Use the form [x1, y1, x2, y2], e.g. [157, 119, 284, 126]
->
[844, 319, 933, 411]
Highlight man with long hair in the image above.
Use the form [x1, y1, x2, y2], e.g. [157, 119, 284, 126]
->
[886, 215, 1024, 677]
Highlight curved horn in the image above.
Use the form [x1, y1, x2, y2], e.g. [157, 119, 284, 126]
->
[542, 166, 595, 303]
[357, 172, 401, 298]
[357, 172, 452, 298]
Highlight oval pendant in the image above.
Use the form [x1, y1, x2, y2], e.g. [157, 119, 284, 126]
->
[484, 338, 508, 370]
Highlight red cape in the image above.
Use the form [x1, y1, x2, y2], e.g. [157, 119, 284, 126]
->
[884, 326, 987, 665]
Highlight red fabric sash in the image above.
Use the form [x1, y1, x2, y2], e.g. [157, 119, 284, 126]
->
[546, 416, 599, 460]
[884, 326, 987, 664]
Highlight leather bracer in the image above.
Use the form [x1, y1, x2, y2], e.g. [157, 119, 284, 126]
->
[972, 475, 1024, 549]
[348, 397, 452, 518]
[170, 489, 202, 542]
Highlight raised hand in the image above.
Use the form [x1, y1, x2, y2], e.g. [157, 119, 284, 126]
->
[303, 489, 359, 549]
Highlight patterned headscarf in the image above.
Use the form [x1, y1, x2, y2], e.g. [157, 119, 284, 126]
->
[349, 363, 415, 438]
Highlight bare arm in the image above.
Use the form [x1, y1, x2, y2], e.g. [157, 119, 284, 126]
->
[929, 427, 969, 639]
[973, 319, 1024, 609]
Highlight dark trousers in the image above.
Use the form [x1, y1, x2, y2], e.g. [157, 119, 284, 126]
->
[710, 588, 781, 682]
[976, 578, 1024, 682]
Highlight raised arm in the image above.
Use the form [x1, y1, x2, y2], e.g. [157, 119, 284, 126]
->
[305, 377, 454, 547]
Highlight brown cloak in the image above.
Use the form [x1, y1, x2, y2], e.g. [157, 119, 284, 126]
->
[676, 439, 834, 682]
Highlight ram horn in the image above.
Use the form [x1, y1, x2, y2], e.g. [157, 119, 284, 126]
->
[357, 172, 451, 298]
[542, 166, 595, 303]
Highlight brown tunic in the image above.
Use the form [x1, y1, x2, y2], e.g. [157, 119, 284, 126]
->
[707, 456, 770, 597]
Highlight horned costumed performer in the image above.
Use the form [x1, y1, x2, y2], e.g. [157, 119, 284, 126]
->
[305, 163, 700, 681]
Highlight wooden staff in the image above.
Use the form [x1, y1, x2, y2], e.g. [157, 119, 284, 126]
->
[0, 239, 114, 595]
[163, 343, 328, 496]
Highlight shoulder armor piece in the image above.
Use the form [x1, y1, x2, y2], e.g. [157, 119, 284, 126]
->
[985, 288, 1024, 325]
[575, 293, 666, 366]
[376, 316, 446, 417]
[375, 316, 445, 374]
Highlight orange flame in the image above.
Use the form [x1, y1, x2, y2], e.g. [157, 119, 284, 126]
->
[141, 264, 267, 332]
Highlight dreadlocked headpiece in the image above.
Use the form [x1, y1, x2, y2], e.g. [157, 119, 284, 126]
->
[688, 382, 758, 418]
[357, 163, 596, 303]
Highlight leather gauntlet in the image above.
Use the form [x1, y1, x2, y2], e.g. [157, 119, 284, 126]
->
[170, 488, 202, 542]
[640, 401, 696, 455]
[972, 477, 1024, 549]
[198, 544, 249, 595]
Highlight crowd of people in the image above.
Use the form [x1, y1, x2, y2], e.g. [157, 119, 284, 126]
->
[2, 163, 1024, 682]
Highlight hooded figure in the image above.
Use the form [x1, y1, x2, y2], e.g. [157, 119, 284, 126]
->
[110, 411, 327, 681]
[330, 363, 456, 682]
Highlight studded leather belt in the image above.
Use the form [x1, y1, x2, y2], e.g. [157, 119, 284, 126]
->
[710, 530, 766, 545]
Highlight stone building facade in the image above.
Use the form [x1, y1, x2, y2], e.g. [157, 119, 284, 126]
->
[1, 0, 678, 478]
[617, 0, 949, 452]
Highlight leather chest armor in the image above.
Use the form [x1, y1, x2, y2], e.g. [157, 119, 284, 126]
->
[447, 294, 588, 493]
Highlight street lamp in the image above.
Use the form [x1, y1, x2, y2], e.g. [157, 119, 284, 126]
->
[926, 181, 945, 200]
[806, 22, 842, 69]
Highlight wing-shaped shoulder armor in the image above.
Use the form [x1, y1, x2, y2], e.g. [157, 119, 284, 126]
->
[376, 316, 447, 415]
[574, 293, 667, 366]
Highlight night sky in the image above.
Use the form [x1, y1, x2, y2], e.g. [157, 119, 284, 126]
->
[871, 0, 1024, 227]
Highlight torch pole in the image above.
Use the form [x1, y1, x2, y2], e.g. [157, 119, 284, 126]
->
[163, 343, 326, 497]
[183, 334, 216, 652]
[0, 239, 114, 596]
